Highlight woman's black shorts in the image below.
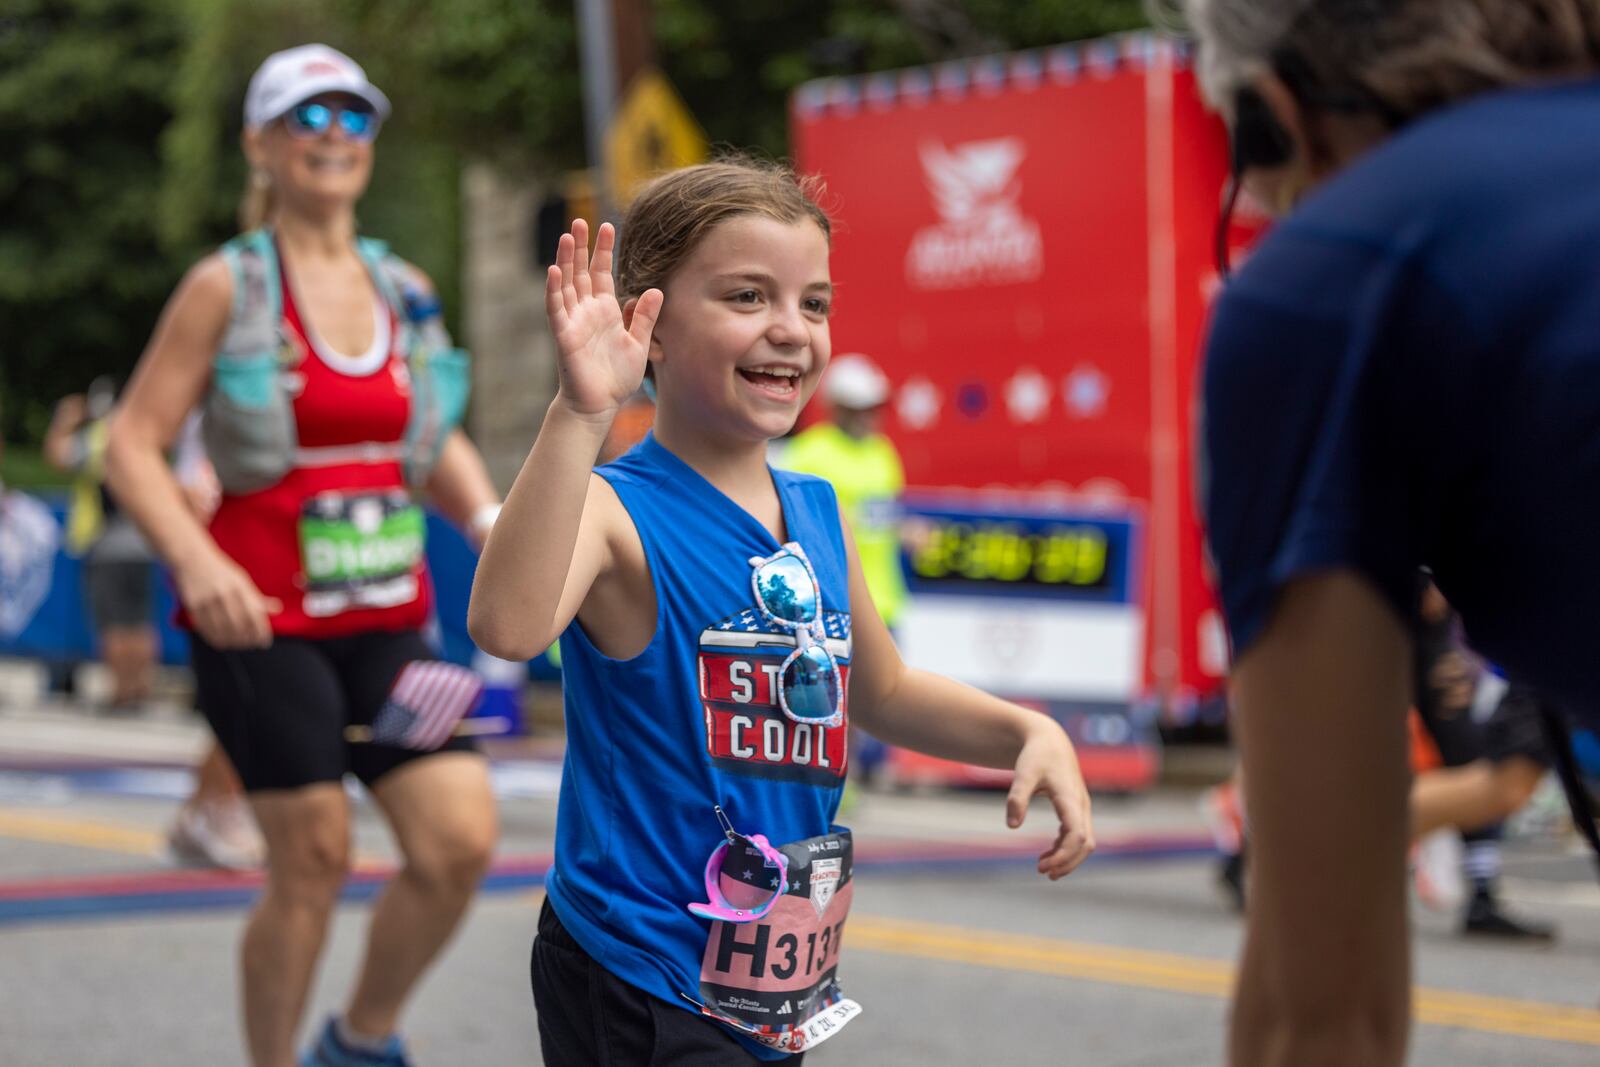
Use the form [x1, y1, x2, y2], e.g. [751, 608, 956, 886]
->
[190, 628, 478, 792]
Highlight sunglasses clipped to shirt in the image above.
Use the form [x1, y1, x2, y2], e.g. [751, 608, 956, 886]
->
[688, 806, 791, 924]
[284, 102, 380, 143]
[749, 542, 845, 730]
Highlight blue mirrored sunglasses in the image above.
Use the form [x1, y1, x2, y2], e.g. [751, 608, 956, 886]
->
[749, 543, 845, 729]
[285, 102, 380, 142]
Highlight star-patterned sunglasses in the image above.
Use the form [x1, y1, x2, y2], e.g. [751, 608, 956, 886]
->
[688, 806, 791, 924]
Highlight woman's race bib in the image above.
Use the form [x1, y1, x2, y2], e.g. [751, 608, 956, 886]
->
[695, 828, 861, 1054]
[298, 490, 424, 618]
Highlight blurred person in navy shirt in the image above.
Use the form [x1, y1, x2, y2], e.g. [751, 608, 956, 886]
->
[1162, 0, 1600, 1064]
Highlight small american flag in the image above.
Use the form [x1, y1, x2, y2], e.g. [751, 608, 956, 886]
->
[367, 660, 485, 751]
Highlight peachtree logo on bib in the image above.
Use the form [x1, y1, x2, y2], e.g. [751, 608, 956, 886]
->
[906, 138, 1043, 290]
[809, 857, 842, 919]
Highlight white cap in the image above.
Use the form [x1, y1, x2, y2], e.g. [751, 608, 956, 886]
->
[824, 355, 891, 410]
[244, 44, 391, 129]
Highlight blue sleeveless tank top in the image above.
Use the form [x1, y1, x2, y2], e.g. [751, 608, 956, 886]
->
[545, 433, 851, 1057]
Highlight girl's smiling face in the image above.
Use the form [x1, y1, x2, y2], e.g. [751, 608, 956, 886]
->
[648, 214, 834, 445]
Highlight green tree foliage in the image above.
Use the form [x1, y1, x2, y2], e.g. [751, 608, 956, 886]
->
[964, 0, 1149, 49]
[655, 1, 923, 155]
[0, 0, 189, 441]
[346, 0, 585, 171]
[656, 0, 1149, 157]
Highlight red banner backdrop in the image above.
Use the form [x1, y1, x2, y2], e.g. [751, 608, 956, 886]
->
[793, 44, 1152, 499]
[792, 38, 1265, 720]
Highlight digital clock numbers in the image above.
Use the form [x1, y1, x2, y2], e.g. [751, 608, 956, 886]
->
[908, 522, 1110, 589]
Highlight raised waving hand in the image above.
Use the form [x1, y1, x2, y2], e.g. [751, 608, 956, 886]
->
[546, 219, 664, 420]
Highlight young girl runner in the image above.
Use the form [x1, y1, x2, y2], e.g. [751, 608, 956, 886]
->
[469, 159, 1095, 1064]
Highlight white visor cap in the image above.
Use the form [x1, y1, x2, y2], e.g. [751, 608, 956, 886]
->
[824, 355, 891, 410]
[244, 44, 391, 129]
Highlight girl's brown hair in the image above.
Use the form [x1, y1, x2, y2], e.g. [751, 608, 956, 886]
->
[615, 156, 831, 304]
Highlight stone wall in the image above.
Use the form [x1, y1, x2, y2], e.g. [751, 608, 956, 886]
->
[461, 160, 557, 492]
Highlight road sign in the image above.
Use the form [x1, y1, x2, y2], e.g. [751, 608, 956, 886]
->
[606, 67, 708, 208]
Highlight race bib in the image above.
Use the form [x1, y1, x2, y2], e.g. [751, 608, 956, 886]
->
[298, 490, 424, 618]
[696, 828, 861, 1054]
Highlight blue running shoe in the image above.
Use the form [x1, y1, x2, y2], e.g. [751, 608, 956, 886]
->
[299, 1016, 415, 1067]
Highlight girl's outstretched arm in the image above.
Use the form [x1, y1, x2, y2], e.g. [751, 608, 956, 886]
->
[842, 514, 1095, 879]
[468, 220, 662, 660]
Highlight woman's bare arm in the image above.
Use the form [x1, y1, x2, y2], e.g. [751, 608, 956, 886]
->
[42, 395, 88, 471]
[106, 255, 281, 648]
[107, 256, 230, 562]
[1228, 571, 1412, 1067]
[424, 428, 500, 548]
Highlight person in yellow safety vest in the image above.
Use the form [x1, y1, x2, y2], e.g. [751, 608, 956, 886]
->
[782, 354, 906, 785]
[783, 354, 906, 624]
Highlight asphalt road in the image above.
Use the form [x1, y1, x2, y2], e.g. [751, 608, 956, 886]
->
[2, 697, 1597, 1066]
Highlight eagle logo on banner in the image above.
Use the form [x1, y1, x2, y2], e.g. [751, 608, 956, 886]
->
[906, 138, 1044, 290]
[921, 138, 1026, 226]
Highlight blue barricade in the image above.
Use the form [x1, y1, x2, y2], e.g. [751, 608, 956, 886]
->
[0, 494, 558, 682]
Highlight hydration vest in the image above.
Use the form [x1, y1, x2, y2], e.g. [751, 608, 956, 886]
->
[203, 228, 470, 494]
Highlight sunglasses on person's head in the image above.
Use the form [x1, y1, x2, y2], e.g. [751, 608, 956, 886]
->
[284, 101, 380, 142]
[688, 807, 791, 924]
[749, 542, 844, 729]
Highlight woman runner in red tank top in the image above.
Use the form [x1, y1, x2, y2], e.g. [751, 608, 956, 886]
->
[206, 251, 432, 638]
[106, 44, 503, 1067]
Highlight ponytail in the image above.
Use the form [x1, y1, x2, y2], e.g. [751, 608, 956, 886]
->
[237, 168, 277, 233]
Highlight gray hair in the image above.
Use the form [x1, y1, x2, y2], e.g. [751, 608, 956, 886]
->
[1153, 0, 1600, 119]
[1150, 0, 1313, 106]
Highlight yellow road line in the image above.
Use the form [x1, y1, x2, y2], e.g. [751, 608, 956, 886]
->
[848, 915, 1600, 1048]
[1415, 988, 1600, 1046]
[0, 809, 164, 856]
[0, 807, 384, 866]
[2, 810, 1594, 1048]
